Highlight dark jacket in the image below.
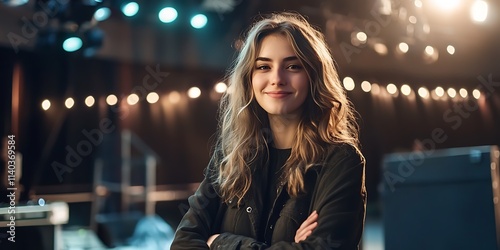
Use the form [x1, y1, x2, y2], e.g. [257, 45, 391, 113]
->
[171, 143, 366, 249]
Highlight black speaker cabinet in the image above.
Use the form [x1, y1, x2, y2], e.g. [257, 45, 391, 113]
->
[381, 145, 500, 250]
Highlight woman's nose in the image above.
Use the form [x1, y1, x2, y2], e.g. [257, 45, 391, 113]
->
[270, 68, 285, 86]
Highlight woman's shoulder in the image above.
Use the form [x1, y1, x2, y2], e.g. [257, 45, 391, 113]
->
[320, 142, 365, 171]
[325, 142, 363, 158]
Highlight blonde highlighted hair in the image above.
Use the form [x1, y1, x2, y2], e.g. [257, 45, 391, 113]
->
[211, 12, 360, 204]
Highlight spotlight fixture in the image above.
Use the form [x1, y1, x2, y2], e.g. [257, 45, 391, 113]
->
[190, 14, 208, 29]
[159, 7, 178, 23]
[122, 2, 139, 17]
[94, 7, 111, 22]
[62, 36, 83, 52]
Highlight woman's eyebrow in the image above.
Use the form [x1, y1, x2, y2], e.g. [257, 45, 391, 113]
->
[255, 56, 299, 62]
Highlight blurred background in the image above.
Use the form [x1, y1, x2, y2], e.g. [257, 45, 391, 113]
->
[0, 0, 499, 249]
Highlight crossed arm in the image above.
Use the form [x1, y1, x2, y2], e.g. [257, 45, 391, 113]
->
[207, 210, 319, 246]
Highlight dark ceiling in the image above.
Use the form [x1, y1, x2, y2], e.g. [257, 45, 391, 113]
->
[0, 0, 499, 88]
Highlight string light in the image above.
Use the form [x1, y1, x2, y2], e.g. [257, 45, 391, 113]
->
[42, 99, 51, 111]
[414, 0, 423, 8]
[373, 43, 388, 56]
[447, 88, 457, 98]
[361, 81, 371, 93]
[401, 84, 411, 96]
[409, 16, 417, 24]
[214, 82, 228, 93]
[40, 80, 483, 112]
[418, 87, 429, 99]
[459, 88, 468, 98]
[398, 42, 409, 54]
[85, 96, 95, 107]
[343, 77, 355, 91]
[424, 46, 435, 56]
[106, 94, 118, 105]
[65, 97, 75, 109]
[127, 93, 140, 105]
[447, 45, 455, 55]
[147, 92, 160, 103]
[387, 83, 398, 95]
[188, 87, 201, 99]
[472, 89, 481, 99]
[435, 87, 445, 97]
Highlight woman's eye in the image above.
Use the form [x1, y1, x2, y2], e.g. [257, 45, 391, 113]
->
[287, 64, 302, 70]
[256, 65, 270, 70]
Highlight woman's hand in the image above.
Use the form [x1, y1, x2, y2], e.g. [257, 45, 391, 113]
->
[207, 234, 220, 247]
[294, 210, 318, 243]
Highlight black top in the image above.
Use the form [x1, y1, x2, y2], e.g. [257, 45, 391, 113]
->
[258, 147, 291, 243]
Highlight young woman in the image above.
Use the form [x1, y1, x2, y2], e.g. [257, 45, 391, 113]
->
[171, 12, 366, 249]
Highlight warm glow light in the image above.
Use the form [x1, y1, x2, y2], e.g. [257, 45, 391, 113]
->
[85, 96, 95, 107]
[409, 16, 417, 24]
[459, 88, 468, 98]
[65, 97, 75, 109]
[214, 82, 227, 93]
[106, 94, 118, 105]
[398, 42, 409, 53]
[447, 45, 455, 55]
[387, 83, 398, 95]
[401, 84, 411, 96]
[373, 43, 388, 55]
[356, 32, 367, 43]
[361, 81, 371, 92]
[433, 0, 461, 11]
[472, 89, 481, 99]
[435, 87, 445, 97]
[414, 0, 423, 8]
[343, 77, 355, 91]
[371, 83, 381, 95]
[425, 46, 435, 55]
[41, 99, 51, 110]
[188, 87, 201, 98]
[447, 88, 457, 98]
[147, 92, 160, 103]
[471, 0, 488, 23]
[418, 87, 429, 98]
[168, 91, 181, 103]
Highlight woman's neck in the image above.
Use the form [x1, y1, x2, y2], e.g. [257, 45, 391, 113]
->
[268, 114, 300, 149]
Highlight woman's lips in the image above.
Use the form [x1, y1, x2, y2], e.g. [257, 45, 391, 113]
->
[265, 91, 292, 98]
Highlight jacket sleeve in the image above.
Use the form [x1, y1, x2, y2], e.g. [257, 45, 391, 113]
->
[171, 155, 224, 250]
[210, 144, 367, 250]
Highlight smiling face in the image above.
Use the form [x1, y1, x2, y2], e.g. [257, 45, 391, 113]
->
[251, 33, 309, 118]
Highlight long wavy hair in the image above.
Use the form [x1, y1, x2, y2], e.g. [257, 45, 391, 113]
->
[212, 12, 360, 204]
